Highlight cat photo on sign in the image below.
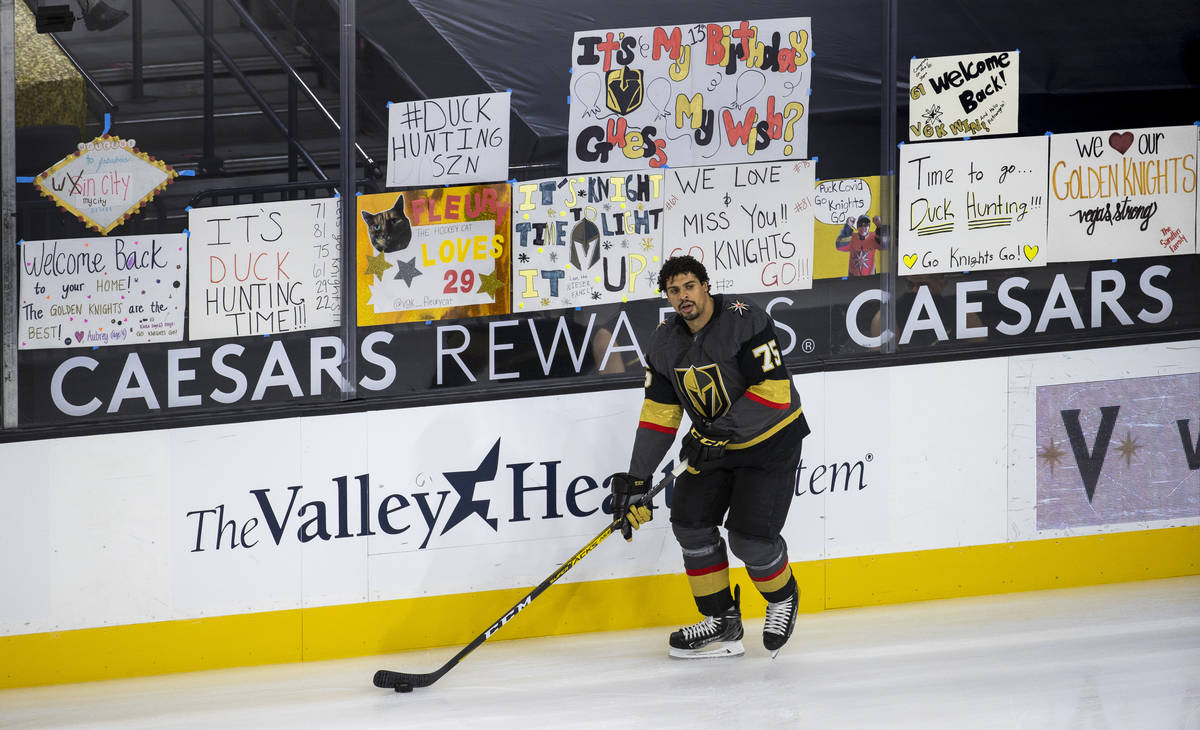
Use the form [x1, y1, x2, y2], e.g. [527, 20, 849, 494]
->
[361, 194, 413, 253]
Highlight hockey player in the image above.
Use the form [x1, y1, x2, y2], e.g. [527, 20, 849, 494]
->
[609, 255, 810, 659]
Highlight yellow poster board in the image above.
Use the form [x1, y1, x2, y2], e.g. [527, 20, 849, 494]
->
[812, 175, 887, 280]
[357, 185, 512, 325]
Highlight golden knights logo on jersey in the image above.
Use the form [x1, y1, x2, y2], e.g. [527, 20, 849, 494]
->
[675, 364, 731, 420]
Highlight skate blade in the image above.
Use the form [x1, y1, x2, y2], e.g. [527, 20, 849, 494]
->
[668, 640, 745, 659]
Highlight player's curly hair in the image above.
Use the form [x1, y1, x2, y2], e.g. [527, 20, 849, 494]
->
[657, 255, 709, 293]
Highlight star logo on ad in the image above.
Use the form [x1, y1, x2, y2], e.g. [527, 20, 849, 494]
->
[441, 438, 501, 534]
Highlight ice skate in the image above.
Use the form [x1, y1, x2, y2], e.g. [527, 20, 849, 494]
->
[763, 583, 798, 658]
[669, 586, 744, 659]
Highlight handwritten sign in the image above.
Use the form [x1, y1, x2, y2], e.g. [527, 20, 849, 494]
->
[187, 197, 341, 340]
[34, 135, 177, 234]
[812, 176, 886, 279]
[812, 177, 872, 227]
[662, 159, 815, 294]
[568, 17, 812, 173]
[510, 173, 664, 311]
[387, 92, 510, 188]
[899, 136, 1048, 275]
[357, 185, 512, 325]
[18, 233, 187, 349]
[1047, 125, 1197, 262]
[909, 51, 1018, 141]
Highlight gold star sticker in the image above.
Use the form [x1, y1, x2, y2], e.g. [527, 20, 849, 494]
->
[1038, 438, 1067, 474]
[1114, 430, 1142, 468]
[476, 268, 504, 300]
[364, 251, 393, 280]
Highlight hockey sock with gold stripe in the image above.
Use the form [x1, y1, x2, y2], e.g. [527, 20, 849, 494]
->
[682, 538, 734, 616]
[747, 551, 796, 605]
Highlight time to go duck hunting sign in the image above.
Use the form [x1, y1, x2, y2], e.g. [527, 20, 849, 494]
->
[34, 135, 177, 235]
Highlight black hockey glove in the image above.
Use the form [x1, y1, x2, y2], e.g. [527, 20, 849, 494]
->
[679, 426, 729, 468]
[610, 472, 651, 541]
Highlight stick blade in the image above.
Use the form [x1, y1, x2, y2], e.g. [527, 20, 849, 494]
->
[373, 669, 440, 690]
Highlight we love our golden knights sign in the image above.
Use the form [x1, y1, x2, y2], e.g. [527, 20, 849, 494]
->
[34, 135, 177, 234]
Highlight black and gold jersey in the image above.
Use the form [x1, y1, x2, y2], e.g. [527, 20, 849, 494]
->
[629, 294, 809, 477]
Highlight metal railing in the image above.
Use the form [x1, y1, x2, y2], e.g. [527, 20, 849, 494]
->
[186, 177, 380, 208]
[45, 30, 118, 113]
[168, 0, 328, 180]
[147, 0, 383, 182]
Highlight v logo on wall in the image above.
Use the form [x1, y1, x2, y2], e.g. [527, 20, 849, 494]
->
[1035, 373, 1200, 530]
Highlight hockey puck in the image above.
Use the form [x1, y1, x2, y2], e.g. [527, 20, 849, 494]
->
[395, 683, 413, 693]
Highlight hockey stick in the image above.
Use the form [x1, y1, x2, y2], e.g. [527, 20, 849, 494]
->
[373, 460, 687, 692]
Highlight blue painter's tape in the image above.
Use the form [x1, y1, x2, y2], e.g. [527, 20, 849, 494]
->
[16, 176, 33, 183]
[102, 113, 111, 135]
[182, 229, 190, 237]
[812, 156, 819, 163]
[179, 169, 196, 176]
[963, 136, 971, 141]
[185, 206, 192, 211]
[1045, 131, 1053, 136]
[387, 101, 393, 108]
[567, 95, 571, 105]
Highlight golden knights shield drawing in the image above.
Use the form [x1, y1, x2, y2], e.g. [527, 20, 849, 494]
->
[605, 66, 643, 115]
[675, 364, 731, 420]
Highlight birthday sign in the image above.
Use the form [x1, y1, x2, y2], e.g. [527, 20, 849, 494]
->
[34, 135, 177, 234]
[899, 136, 1048, 275]
[1047, 125, 1197, 262]
[357, 185, 512, 325]
[909, 51, 1018, 141]
[18, 233, 187, 349]
[387, 91, 511, 188]
[568, 17, 812, 173]
[187, 197, 341, 340]
[662, 159, 815, 294]
[511, 172, 665, 311]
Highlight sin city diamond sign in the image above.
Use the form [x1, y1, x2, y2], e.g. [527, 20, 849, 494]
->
[34, 135, 178, 235]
